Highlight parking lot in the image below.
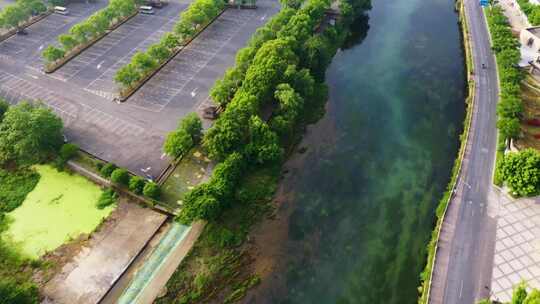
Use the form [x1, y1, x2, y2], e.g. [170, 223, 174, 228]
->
[0, 1, 107, 69]
[53, 1, 189, 89]
[129, 8, 258, 112]
[0, 0, 280, 178]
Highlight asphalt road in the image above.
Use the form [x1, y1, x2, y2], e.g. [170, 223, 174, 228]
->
[429, 0, 501, 303]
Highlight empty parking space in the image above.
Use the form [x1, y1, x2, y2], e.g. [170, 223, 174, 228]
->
[128, 9, 258, 112]
[53, 1, 189, 86]
[85, 10, 182, 100]
[0, 1, 106, 69]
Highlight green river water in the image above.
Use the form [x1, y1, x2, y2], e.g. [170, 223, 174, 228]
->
[267, 0, 466, 302]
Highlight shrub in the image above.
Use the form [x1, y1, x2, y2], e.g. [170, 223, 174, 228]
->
[59, 143, 79, 161]
[96, 188, 118, 209]
[498, 148, 540, 197]
[143, 182, 161, 199]
[163, 128, 193, 159]
[0, 99, 8, 122]
[100, 163, 117, 178]
[129, 176, 145, 195]
[180, 113, 203, 142]
[110, 168, 130, 185]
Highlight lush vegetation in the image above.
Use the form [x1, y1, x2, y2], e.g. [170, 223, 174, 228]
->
[163, 113, 203, 160]
[0, 101, 66, 303]
[114, 0, 224, 91]
[176, 0, 371, 224]
[97, 188, 118, 209]
[42, 0, 137, 64]
[497, 148, 540, 196]
[0, 102, 63, 167]
[479, 283, 539, 303]
[158, 0, 371, 301]
[517, 0, 540, 25]
[0, 0, 47, 31]
[0, 169, 40, 213]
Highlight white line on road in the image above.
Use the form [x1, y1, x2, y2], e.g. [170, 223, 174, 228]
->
[459, 279, 464, 298]
[261, 14, 267, 21]
[38, 44, 43, 50]
[97, 60, 105, 69]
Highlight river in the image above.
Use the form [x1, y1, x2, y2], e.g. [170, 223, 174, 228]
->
[249, 0, 466, 302]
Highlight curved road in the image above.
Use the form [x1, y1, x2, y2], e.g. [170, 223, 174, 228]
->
[429, 0, 500, 303]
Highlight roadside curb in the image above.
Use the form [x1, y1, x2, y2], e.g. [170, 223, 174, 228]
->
[44, 11, 139, 73]
[116, 8, 228, 102]
[0, 10, 53, 44]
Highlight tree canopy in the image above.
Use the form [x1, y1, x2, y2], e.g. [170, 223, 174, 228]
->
[0, 102, 63, 167]
[498, 149, 540, 197]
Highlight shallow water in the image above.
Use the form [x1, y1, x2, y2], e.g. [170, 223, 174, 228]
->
[274, 0, 466, 302]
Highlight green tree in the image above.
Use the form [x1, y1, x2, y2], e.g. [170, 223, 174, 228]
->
[1, 5, 26, 30]
[148, 43, 171, 63]
[245, 116, 282, 164]
[111, 168, 130, 185]
[42, 46, 65, 63]
[100, 163, 117, 178]
[143, 182, 161, 199]
[129, 176, 145, 195]
[132, 51, 157, 74]
[497, 117, 521, 139]
[114, 63, 140, 88]
[58, 34, 78, 52]
[498, 149, 540, 197]
[0, 278, 38, 304]
[0, 102, 63, 166]
[163, 128, 193, 159]
[179, 113, 202, 142]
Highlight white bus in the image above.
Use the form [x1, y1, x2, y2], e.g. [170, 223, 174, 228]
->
[54, 6, 69, 15]
[139, 5, 154, 14]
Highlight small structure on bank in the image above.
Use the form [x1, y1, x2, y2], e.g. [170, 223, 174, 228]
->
[520, 26, 540, 70]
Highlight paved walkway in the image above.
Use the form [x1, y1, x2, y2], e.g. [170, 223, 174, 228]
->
[42, 201, 167, 304]
[500, 0, 530, 32]
[491, 194, 540, 302]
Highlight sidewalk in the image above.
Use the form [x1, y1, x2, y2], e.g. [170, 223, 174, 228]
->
[500, 0, 531, 32]
[490, 194, 540, 302]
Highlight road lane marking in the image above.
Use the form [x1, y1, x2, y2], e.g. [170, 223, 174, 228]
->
[97, 60, 105, 69]
[459, 279, 464, 298]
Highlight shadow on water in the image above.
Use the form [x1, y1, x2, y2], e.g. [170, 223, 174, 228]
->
[253, 0, 467, 303]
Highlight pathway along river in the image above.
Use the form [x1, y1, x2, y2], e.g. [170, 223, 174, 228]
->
[247, 0, 466, 303]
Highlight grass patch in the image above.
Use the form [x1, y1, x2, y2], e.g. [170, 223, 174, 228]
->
[160, 148, 212, 208]
[0, 168, 40, 213]
[3, 165, 113, 259]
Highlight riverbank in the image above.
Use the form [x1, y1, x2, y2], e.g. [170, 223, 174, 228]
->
[418, 0, 475, 302]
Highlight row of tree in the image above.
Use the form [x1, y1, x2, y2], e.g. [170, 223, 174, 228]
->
[486, 7, 524, 142]
[43, 0, 137, 64]
[0, 0, 46, 32]
[114, 0, 225, 90]
[517, 0, 540, 25]
[99, 162, 161, 199]
[177, 0, 371, 223]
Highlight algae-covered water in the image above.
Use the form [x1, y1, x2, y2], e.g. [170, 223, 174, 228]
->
[268, 0, 466, 302]
[4, 165, 112, 258]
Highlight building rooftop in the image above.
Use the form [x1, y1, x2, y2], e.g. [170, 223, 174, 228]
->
[527, 26, 540, 38]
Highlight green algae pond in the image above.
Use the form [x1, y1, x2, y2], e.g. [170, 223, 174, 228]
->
[3, 165, 113, 259]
